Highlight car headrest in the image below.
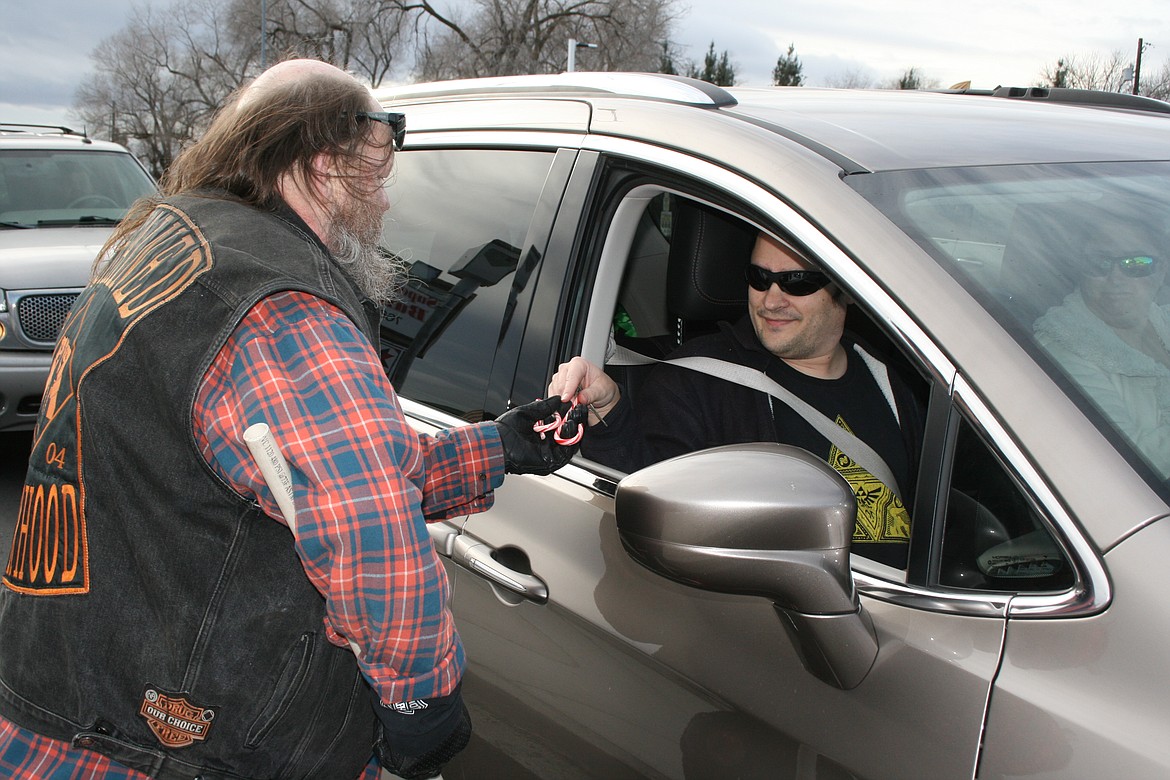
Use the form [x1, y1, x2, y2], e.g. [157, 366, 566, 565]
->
[666, 199, 756, 322]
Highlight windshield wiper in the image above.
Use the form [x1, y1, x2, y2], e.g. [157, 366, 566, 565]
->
[36, 216, 121, 226]
[0, 221, 33, 229]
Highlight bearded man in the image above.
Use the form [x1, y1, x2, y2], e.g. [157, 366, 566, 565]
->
[0, 58, 572, 780]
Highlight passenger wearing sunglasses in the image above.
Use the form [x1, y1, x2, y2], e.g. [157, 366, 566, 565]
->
[1035, 246, 1170, 475]
[551, 232, 925, 569]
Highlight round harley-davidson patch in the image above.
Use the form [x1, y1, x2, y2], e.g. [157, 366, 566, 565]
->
[139, 686, 217, 748]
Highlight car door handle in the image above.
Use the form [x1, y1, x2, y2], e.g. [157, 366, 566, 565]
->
[427, 521, 549, 603]
[427, 520, 463, 556]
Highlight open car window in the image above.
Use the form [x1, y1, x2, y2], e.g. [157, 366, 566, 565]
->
[583, 187, 1073, 592]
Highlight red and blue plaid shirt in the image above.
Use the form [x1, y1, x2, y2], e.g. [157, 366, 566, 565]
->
[0, 290, 505, 777]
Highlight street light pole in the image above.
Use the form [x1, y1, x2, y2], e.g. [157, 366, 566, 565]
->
[261, 0, 267, 70]
[567, 38, 598, 72]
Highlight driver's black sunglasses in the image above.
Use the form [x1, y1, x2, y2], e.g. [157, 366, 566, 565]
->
[352, 111, 406, 150]
[744, 264, 832, 296]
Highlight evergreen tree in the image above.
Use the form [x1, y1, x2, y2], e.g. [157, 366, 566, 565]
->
[1052, 58, 1069, 88]
[659, 41, 678, 75]
[896, 66, 924, 90]
[688, 42, 736, 86]
[772, 43, 804, 86]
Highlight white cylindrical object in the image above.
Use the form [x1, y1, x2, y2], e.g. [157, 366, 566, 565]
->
[243, 422, 297, 534]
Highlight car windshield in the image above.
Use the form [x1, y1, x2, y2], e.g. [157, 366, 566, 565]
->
[0, 148, 155, 228]
[848, 161, 1170, 485]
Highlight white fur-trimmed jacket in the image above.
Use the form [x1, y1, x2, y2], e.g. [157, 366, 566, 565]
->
[1034, 289, 1170, 477]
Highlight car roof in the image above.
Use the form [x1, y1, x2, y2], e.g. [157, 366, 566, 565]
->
[0, 124, 133, 154]
[377, 73, 1170, 175]
[724, 87, 1170, 172]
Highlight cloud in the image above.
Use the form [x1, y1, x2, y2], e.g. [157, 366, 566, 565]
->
[2, 0, 1168, 127]
[678, 0, 1170, 89]
[0, 0, 135, 123]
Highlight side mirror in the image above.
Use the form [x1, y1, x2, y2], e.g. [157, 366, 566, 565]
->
[615, 443, 878, 689]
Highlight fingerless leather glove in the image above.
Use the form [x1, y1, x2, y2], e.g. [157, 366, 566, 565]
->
[494, 396, 581, 475]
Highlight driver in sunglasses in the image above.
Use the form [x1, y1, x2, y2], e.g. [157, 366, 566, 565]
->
[1034, 244, 1170, 476]
[550, 232, 925, 569]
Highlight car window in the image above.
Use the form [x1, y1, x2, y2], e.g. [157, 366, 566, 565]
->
[581, 190, 928, 568]
[848, 162, 1170, 489]
[941, 414, 1074, 592]
[379, 149, 556, 420]
[0, 149, 155, 226]
[579, 186, 1074, 590]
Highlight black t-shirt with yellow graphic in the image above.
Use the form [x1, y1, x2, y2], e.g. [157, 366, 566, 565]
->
[765, 351, 913, 568]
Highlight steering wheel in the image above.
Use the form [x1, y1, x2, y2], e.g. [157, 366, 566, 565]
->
[66, 195, 119, 209]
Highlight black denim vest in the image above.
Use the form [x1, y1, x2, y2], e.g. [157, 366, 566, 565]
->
[0, 193, 383, 779]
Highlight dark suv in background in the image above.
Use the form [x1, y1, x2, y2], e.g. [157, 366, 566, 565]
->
[368, 74, 1170, 779]
[0, 124, 156, 431]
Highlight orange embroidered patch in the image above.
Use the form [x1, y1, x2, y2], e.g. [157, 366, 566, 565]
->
[139, 687, 216, 748]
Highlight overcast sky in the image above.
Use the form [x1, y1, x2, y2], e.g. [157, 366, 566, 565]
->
[3, 0, 1168, 129]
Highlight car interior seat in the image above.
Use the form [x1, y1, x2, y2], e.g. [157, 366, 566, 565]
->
[663, 199, 907, 375]
[609, 197, 756, 409]
[664, 197, 756, 342]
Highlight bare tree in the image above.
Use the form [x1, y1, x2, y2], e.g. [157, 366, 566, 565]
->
[822, 67, 876, 89]
[233, 0, 409, 85]
[1037, 50, 1129, 92]
[350, 0, 412, 85]
[74, 0, 410, 177]
[397, 0, 681, 80]
[1036, 49, 1170, 102]
[75, 0, 678, 172]
[74, 1, 233, 177]
[1142, 62, 1170, 100]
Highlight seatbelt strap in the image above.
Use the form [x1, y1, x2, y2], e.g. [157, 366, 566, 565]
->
[608, 344, 902, 497]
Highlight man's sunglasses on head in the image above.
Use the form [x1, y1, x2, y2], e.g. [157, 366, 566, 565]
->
[352, 111, 406, 151]
[1082, 254, 1160, 279]
[745, 264, 832, 296]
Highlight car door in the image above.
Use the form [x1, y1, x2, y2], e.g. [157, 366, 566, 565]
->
[437, 150, 1069, 779]
[380, 94, 1169, 780]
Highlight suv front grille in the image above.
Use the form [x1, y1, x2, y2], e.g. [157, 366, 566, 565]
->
[17, 293, 79, 342]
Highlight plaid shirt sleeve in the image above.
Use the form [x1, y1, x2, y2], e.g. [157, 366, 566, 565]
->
[193, 291, 505, 704]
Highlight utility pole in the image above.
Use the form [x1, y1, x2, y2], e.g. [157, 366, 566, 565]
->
[1133, 38, 1152, 95]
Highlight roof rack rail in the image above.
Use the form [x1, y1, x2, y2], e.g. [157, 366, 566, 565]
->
[0, 122, 89, 137]
[993, 86, 1170, 115]
[374, 72, 737, 108]
[939, 86, 1170, 115]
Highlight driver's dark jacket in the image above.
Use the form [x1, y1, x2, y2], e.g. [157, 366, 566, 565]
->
[0, 193, 381, 779]
[584, 316, 924, 493]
